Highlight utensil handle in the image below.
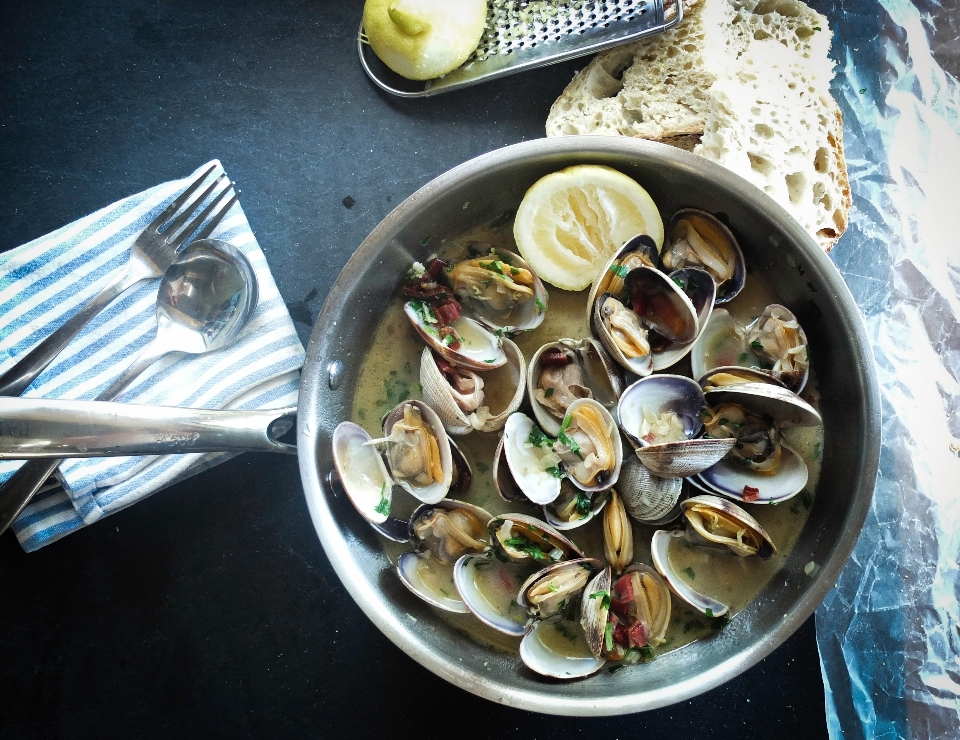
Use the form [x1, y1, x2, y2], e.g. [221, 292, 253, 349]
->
[0, 269, 136, 397]
[0, 399, 298, 458]
[0, 458, 62, 533]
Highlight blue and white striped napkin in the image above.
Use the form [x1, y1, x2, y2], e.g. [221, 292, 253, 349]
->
[0, 161, 305, 551]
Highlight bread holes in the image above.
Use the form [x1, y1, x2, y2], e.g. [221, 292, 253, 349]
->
[785, 172, 807, 206]
[755, 123, 775, 139]
[749, 154, 776, 178]
[814, 147, 829, 174]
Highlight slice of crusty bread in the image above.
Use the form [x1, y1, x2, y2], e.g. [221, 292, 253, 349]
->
[545, 0, 850, 249]
[696, 39, 850, 245]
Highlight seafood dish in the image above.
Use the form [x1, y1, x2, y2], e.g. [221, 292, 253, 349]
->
[331, 197, 824, 680]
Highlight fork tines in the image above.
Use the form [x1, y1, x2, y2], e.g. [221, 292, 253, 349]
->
[153, 166, 239, 249]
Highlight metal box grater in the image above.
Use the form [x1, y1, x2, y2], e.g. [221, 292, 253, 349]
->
[358, 0, 681, 98]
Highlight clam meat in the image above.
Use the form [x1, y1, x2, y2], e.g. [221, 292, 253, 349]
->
[703, 403, 781, 474]
[381, 403, 445, 487]
[745, 305, 810, 391]
[682, 495, 776, 559]
[599, 294, 651, 363]
[449, 254, 536, 315]
[412, 505, 489, 564]
[554, 400, 619, 490]
[534, 348, 592, 420]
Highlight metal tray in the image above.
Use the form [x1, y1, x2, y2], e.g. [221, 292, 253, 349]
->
[358, 0, 681, 98]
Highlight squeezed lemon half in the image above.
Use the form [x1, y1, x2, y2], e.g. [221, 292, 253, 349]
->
[513, 165, 664, 291]
[363, 0, 488, 81]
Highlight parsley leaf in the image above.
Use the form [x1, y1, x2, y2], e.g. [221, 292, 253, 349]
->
[682, 567, 695, 580]
[535, 296, 546, 313]
[544, 386, 554, 398]
[604, 622, 615, 652]
[374, 483, 390, 516]
[527, 425, 553, 448]
[609, 263, 629, 278]
[589, 591, 611, 610]
[751, 340, 764, 352]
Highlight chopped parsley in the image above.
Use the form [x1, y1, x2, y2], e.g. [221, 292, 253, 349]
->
[859, 87, 867, 95]
[682, 567, 696, 580]
[738, 353, 749, 363]
[751, 340, 764, 353]
[608, 664, 628, 675]
[373, 483, 390, 516]
[548, 583, 559, 593]
[504, 535, 548, 561]
[527, 425, 553, 448]
[545, 465, 564, 479]
[408, 299, 436, 325]
[604, 622, 615, 652]
[420, 235, 432, 246]
[575, 491, 592, 516]
[557, 421, 583, 460]
[589, 591, 611, 610]
[534, 296, 546, 313]
[511, 267, 520, 276]
[705, 608, 714, 618]
[553, 621, 579, 643]
[672, 276, 686, 290]
[609, 263, 629, 278]
[544, 386, 555, 398]
[479, 260, 505, 276]
[475, 461, 490, 473]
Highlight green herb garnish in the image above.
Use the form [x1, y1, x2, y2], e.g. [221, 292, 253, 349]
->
[374, 483, 390, 516]
[751, 340, 764, 352]
[575, 491, 592, 517]
[545, 465, 564, 479]
[609, 263, 629, 278]
[738, 353, 749, 363]
[589, 591, 611, 610]
[534, 296, 546, 313]
[544, 386, 555, 398]
[604, 622, 615, 652]
[682, 567, 695, 580]
[527, 425, 552, 448]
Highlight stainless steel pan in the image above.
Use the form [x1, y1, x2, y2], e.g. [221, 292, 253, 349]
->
[297, 137, 881, 715]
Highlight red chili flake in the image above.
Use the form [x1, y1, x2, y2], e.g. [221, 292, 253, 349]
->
[742, 485, 761, 502]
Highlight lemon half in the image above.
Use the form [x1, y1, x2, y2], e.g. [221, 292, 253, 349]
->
[363, 0, 488, 81]
[513, 165, 665, 291]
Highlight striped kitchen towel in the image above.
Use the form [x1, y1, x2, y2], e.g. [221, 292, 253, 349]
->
[0, 161, 305, 551]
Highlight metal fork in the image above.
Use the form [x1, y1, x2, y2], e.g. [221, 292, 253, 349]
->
[0, 164, 240, 397]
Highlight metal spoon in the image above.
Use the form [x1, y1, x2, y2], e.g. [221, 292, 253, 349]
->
[0, 238, 259, 534]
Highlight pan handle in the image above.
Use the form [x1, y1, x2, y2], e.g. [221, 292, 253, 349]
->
[0, 398, 298, 459]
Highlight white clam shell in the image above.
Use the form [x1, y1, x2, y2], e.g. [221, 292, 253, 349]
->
[453, 553, 530, 636]
[396, 551, 470, 613]
[404, 302, 507, 371]
[651, 529, 729, 618]
[520, 618, 606, 679]
[559, 398, 623, 493]
[663, 208, 746, 305]
[681, 494, 776, 559]
[419, 338, 527, 435]
[651, 267, 715, 372]
[331, 421, 394, 525]
[502, 413, 562, 505]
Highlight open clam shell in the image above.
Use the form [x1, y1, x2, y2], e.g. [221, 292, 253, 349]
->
[585, 234, 661, 328]
[519, 617, 606, 679]
[681, 494, 776, 559]
[651, 529, 730, 618]
[651, 267, 715, 372]
[396, 499, 494, 614]
[453, 552, 530, 636]
[518, 557, 603, 619]
[448, 247, 549, 336]
[593, 293, 654, 377]
[542, 481, 610, 530]
[617, 375, 735, 479]
[378, 400, 454, 504]
[698, 366, 790, 391]
[527, 338, 623, 437]
[694, 439, 809, 504]
[502, 413, 563, 505]
[331, 421, 403, 533]
[617, 455, 684, 524]
[488, 513, 585, 565]
[689, 309, 745, 381]
[420, 338, 526, 435]
[404, 301, 507, 371]
[661, 208, 746, 305]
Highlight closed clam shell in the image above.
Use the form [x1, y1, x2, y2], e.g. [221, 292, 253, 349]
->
[419, 338, 527, 435]
[617, 456, 683, 524]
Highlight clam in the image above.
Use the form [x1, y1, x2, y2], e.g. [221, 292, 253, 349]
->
[602, 489, 633, 573]
[693, 381, 819, 503]
[745, 304, 810, 392]
[404, 300, 507, 371]
[581, 564, 672, 662]
[617, 375, 735, 479]
[419, 337, 526, 435]
[542, 481, 609, 531]
[650, 530, 729, 618]
[681, 495, 776, 558]
[616, 455, 685, 524]
[527, 338, 623, 437]
[553, 399, 623, 492]
[593, 265, 700, 376]
[396, 500, 493, 613]
[691, 305, 810, 393]
[661, 209, 745, 304]
[447, 247, 548, 335]
[501, 413, 564, 505]
[698, 366, 790, 392]
[455, 514, 584, 636]
[518, 558, 603, 619]
[488, 513, 584, 565]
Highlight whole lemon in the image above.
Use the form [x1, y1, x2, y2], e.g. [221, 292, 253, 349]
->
[363, 0, 488, 81]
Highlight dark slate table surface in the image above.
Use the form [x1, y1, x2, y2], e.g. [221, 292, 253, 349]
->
[1, 1, 830, 737]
